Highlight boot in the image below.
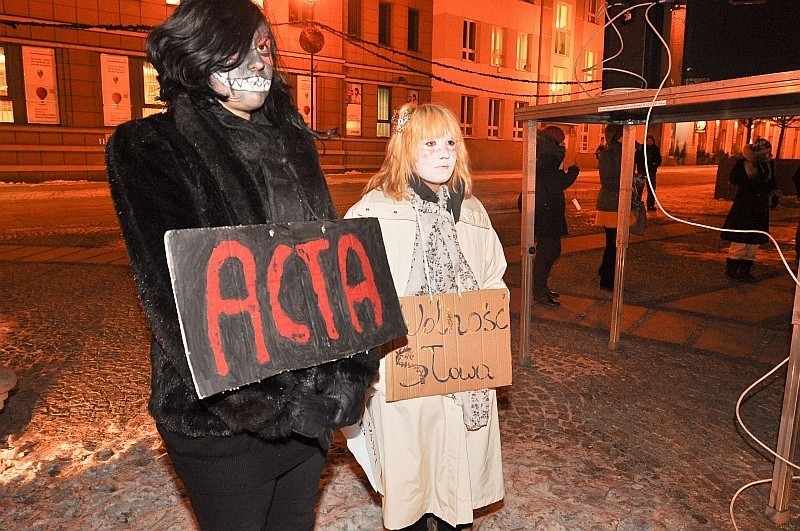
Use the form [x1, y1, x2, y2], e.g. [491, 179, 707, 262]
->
[738, 260, 755, 282]
[725, 258, 739, 280]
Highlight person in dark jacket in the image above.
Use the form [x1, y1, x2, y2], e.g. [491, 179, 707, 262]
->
[595, 123, 624, 291]
[105, 1, 379, 528]
[721, 137, 777, 282]
[531, 126, 579, 305]
[634, 134, 662, 211]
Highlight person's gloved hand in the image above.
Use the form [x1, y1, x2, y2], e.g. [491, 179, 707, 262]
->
[567, 164, 580, 176]
[291, 381, 367, 439]
[291, 394, 339, 439]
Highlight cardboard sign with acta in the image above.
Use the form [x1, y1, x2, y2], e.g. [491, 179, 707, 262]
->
[164, 219, 407, 398]
[384, 288, 512, 402]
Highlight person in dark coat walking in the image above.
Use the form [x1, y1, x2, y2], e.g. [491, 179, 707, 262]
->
[635, 134, 662, 211]
[721, 137, 777, 282]
[531, 126, 579, 305]
[105, 1, 379, 528]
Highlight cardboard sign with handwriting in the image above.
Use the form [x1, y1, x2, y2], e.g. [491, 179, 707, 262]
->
[385, 289, 512, 402]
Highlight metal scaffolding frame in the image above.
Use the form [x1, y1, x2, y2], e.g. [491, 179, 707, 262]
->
[513, 70, 800, 522]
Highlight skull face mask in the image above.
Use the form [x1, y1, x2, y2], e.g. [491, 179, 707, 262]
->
[212, 23, 274, 94]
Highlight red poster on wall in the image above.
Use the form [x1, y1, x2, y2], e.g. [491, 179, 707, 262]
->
[22, 46, 59, 124]
[100, 54, 132, 126]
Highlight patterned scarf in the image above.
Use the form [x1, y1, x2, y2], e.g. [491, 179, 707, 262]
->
[406, 184, 491, 431]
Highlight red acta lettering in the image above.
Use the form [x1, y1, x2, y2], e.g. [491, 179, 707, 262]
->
[338, 234, 383, 333]
[295, 239, 339, 340]
[206, 241, 270, 376]
[268, 244, 311, 343]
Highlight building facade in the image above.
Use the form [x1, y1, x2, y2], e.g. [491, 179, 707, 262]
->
[1, 1, 797, 182]
[0, 0, 434, 182]
[431, 0, 607, 170]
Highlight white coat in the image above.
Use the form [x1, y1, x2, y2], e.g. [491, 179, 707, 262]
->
[345, 189, 507, 529]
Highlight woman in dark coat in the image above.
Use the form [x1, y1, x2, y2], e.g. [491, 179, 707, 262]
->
[105, 1, 378, 528]
[532, 126, 579, 305]
[721, 137, 776, 282]
[595, 123, 624, 291]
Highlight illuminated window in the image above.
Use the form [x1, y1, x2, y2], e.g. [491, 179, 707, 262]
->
[584, 50, 597, 82]
[487, 98, 501, 138]
[579, 123, 590, 152]
[460, 95, 474, 137]
[142, 62, 165, 117]
[0, 46, 13, 123]
[490, 26, 504, 67]
[513, 101, 527, 140]
[289, 0, 313, 22]
[378, 3, 391, 46]
[554, 3, 569, 56]
[550, 66, 568, 103]
[586, 0, 598, 24]
[516, 33, 530, 71]
[377, 86, 391, 137]
[462, 20, 476, 61]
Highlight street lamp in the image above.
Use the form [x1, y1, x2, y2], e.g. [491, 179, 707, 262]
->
[299, 0, 324, 130]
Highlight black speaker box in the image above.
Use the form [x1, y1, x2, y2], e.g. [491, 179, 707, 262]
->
[682, 0, 800, 84]
[601, 0, 667, 91]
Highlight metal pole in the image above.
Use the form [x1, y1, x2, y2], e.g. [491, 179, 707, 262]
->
[608, 123, 636, 349]
[766, 264, 800, 524]
[310, 52, 315, 130]
[520, 119, 538, 366]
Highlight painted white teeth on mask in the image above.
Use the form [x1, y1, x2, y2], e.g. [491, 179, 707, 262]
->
[213, 72, 272, 92]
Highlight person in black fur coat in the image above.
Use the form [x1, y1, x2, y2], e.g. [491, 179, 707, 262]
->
[105, 0, 378, 528]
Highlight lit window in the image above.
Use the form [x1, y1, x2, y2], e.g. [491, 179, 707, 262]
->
[488, 99, 501, 138]
[408, 8, 420, 52]
[516, 33, 530, 71]
[579, 123, 590, 152]
[377, 86, 391, 137]
[0, 46, 13, 123]
[379, 3, 391, 46]
[554, 3, 569, 56]
[460, 95, 474, 137]
[550, 66, 568, 103]
[584, 50, 597, 82]
[490, 27, 504, 67]
[289, 0, 313, 22]
[513, 101, 527, 140]
[586, 0, 598, 24]
[462, 20, 476, 61]
[142, 62, 165, 117]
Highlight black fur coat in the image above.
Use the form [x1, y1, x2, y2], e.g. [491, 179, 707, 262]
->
[106, 95, 378, 441]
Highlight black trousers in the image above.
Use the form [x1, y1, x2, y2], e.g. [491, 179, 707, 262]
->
[158, 425, 326, 531]
[599, 227, 617, 289]
[635, 172, 657, 209]
[534, 236, 562, 296]
[645, 172, 657, 209]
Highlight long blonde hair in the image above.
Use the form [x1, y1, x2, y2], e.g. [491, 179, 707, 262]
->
[364, 102, 473, 200]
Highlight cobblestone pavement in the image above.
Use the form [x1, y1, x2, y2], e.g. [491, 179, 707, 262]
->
[1, 175, 800, 530]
